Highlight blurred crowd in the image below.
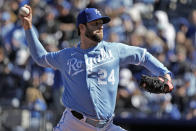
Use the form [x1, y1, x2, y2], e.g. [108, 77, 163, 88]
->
[0, 0, 196, 130]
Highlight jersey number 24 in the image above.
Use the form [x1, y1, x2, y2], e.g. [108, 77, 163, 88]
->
[98, 69, 115, 85]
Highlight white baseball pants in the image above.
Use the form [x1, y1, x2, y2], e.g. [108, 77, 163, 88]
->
[53, 109, 127, 131]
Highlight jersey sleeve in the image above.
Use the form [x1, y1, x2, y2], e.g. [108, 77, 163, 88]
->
[117, 43, 171, 76]
[117, 43, 146, 65]
[140, 51, 171, 76]
[44, 50, 66, 70]
[25, 28, 65, 70]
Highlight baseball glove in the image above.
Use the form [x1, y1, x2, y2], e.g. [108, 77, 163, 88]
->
[139, 75, 173, 94]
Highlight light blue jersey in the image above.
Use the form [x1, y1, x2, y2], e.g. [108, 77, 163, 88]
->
[25, 28, 170, 120]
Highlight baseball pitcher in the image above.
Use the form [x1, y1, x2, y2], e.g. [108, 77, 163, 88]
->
[20, 5, 173, 131]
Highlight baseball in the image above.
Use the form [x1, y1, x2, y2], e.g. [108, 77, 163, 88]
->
[19, 6, 30, 17]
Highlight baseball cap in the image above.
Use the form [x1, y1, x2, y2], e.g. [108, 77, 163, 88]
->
[76, 8, 110, 27]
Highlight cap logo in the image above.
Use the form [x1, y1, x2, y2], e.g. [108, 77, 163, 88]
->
[95, 9, 101, 16]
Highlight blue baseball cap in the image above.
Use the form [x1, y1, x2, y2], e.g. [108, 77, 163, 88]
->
[76, 8, 110, 27]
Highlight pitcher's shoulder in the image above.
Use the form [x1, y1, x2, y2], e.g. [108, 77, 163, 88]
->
[55, 47, 77, 56]
[101, 41, 123, 47]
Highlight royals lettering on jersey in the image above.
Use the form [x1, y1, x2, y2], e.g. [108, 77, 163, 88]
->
[85, 48, 114, 73]
[67, 48, 114, 77]
[67, 58, 84, 76]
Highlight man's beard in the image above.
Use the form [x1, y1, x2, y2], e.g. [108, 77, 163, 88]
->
[85, 27, 103, 42]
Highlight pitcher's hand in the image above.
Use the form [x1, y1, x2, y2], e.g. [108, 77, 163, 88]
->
[19, 5, 32, 30]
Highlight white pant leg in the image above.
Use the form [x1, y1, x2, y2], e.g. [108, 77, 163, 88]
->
[53, 109, 97, 131]
[100, 119, 127, 131]
[54, 109, 127, 131]
[105, 123, 127, 131]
